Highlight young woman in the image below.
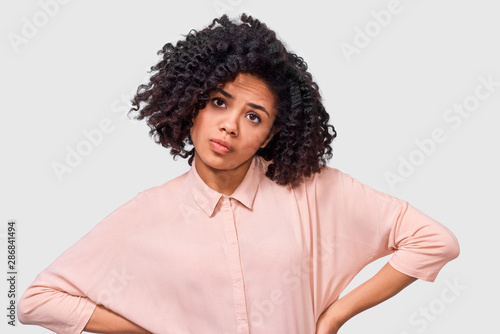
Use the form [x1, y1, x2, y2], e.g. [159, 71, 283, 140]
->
[18, 14, 459, 334]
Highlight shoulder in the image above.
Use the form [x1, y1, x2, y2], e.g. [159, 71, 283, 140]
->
[102, 170, 191, 223]
[295, 165, 400, 206]
[300, 165, 354, 193]
[139, 170, 190, 200]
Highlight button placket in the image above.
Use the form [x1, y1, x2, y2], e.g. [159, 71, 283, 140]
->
[221, 196, 249, 334]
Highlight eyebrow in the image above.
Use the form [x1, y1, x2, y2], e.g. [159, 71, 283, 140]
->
[215, 88, 270, 117]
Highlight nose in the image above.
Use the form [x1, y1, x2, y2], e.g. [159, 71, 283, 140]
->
[219, 112, 239, 136]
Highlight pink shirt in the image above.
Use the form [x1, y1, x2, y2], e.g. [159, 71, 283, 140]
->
[18, 156, 459, 334]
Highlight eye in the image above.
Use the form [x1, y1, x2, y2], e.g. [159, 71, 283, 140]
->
[246, 113, 261, 124]
[211, 97, 226, 108]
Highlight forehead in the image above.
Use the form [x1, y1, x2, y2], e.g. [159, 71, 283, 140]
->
[219, 73, 276, 107]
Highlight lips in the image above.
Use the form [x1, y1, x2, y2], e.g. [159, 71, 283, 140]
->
[210, 138, 234, 153]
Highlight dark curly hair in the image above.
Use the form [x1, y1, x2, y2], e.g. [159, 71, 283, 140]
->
[130, 13, 336, 187]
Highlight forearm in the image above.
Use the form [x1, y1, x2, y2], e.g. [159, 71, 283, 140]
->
[19, 283, 149, 334]
[18, 283, 97, 333]
[318, 262, 417, 332]
[84, 305, 151, 333]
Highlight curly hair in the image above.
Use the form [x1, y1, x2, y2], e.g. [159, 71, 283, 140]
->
[130, 13, 337, 187]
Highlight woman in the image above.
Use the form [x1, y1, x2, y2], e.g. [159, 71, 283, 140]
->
[18, 14, 459, 334]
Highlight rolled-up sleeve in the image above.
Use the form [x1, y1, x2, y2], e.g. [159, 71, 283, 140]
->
[17, 192, 145, 334]
[387, 202, 460, 281]
[18, 273, 97, 333]
[313, 167, 460, 284]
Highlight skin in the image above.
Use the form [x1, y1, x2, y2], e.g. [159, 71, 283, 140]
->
[84, 73, 280, 332]
[315, 263, 416, 334]
[83, 73, 417, 333]
[189, 72, 280, 195]
[84, 264, 416, 333]
[84, 305, 150, 333]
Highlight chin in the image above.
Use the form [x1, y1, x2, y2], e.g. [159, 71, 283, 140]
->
[212, 159, 244, 171]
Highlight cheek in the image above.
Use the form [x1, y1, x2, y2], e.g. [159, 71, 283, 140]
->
[243, 128, 272, 149]
[189, 121, 196, 141]
[190, 113, 206, 139]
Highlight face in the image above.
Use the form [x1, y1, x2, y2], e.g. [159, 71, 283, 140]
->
[190, 73, 279, 177]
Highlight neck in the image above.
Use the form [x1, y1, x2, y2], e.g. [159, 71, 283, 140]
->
[193, 153, 253, 196]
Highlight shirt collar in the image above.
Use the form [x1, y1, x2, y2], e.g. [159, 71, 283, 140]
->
[187, 155, 265, 217]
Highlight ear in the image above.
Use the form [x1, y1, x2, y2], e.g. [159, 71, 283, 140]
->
[260, 125, 281, 149]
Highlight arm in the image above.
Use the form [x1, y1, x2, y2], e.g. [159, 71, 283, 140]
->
[311, 169, 459, 333]
[18, 192, 155, 333]
[84, 305, 151, 333]
[18, 281, 151, 334]
[316, 262, 416, 334]
[17, 282, 97, 333]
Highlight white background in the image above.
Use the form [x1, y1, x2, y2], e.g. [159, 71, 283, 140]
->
[1, 0, 499, 333]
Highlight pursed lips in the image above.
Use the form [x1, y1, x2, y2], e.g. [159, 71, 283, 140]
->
[210, 138, 234, 152]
